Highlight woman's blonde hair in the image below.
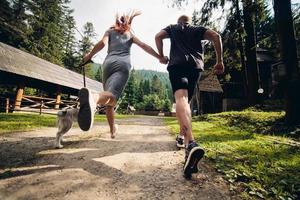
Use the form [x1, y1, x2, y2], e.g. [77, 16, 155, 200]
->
[112, 10, 141, 34]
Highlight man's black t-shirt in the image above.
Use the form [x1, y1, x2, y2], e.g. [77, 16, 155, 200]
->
[163, 24, 207, 71]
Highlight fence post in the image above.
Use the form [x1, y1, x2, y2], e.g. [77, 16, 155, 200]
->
[40, 100, 43, 115]
[6, 98, 9, 113]
[55, 86, 61, 109]
[14, 85, 24, 110]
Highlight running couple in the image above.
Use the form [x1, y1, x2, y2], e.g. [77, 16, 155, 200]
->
[79, 12, 224, 179]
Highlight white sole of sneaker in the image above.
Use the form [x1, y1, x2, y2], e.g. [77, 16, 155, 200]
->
[176, 143, 185, 148]
[183, 147, 205, 177]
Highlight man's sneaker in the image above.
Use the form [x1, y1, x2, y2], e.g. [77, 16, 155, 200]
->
[176, 135, 185, 148]
[78, 88, 96, 131]
[183, 141, 205, 179]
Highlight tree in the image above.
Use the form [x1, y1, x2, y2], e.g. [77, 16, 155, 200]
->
[78, 22, 96, 56]
[78, 22, 96, 74]
[26, 0, 67, 65]
[61, 5, 81, 71]
[140, 94, 165, 111]
[136, 80, 145, 102]
[94, 65, 103, 82]
[242, 0, 260, 105]
[0, 0, 81, 69]
[150, 75, 164, 98]
[0, 0, 29, 48]
[273, 0, 300, 125]
[118, 69, 138, 110]
[143, 79, 151, 95]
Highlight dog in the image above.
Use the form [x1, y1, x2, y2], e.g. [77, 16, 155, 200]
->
[55, 107, 79, 149]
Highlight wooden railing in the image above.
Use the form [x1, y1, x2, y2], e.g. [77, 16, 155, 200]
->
[0, 96, 78, 115]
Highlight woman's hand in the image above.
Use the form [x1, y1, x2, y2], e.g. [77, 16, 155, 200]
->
[82, 53, 92, 65]
[159, 56, 169, 64]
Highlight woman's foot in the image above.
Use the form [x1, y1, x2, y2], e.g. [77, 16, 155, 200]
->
[111, 124, 118, 139]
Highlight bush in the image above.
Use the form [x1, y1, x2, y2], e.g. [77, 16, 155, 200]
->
[137, 94, 166, 111]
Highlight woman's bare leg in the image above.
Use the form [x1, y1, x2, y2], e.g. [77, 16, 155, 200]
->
[106, 105, 117, 138]
[97, 91, 117, 107]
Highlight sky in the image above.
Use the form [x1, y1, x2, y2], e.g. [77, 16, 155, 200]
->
[69, 0, 204, 72]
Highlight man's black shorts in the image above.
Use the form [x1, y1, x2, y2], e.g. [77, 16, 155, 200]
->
[168, 66, 201, 102]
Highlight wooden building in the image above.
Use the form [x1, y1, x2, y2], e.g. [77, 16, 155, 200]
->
[0, 42, 103, 111]
[192, 71, 223, 115]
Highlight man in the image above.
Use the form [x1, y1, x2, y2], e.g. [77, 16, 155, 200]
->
[155, 15, 224, 179]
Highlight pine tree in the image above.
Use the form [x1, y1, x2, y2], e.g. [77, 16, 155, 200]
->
[78, 22, 96, 56]
[78, 22, 97, 74]
[95, 65, 103, 82]
[143, 79, 151, 95]
[119, 69, 138, 110]
[151, 75, 164, 98]
[0, 0, 29, 48]
[26, 0, 67, 65]
[273, 0, 300, 125]
[61, 3, 81, 71]
[136, 80, 145, 102]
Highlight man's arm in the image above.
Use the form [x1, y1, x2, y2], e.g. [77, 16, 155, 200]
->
[155, 30, 169, 64]
[203, 29, 224, 74]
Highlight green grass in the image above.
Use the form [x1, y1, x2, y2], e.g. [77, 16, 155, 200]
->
[164, 111, 300, 200]
[0, 113, 57, 133]
[0, 113, 136, 134]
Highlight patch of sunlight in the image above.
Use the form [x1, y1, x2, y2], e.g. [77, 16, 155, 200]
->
[0, 164, 60, 173]
[38, 148, 99, 155]
[93, 151, 180, 174]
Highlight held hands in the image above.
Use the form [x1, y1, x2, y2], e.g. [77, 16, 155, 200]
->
[159, 56, 169, 64]
[213, 62, 224, 75]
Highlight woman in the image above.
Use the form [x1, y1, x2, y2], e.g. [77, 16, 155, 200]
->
[79, 11, 166, 138]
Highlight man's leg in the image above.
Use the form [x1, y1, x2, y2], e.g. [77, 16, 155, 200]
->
[174, 89, 193, 145]
[175, 90, 204, 179]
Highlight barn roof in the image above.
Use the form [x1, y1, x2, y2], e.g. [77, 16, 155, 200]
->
[198, 70, 223, 93]
[0, 42, 103, 94]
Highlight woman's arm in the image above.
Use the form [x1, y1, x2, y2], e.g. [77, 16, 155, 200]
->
[132, 34, 162, 60]
[83, 31, 109, 63]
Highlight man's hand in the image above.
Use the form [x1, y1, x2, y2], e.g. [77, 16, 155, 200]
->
[213, 62, 224, 75]
[159, 56, 169, 64]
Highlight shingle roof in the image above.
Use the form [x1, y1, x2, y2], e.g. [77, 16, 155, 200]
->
[198, 70, 223, 93]
[0, 42, 103, 94]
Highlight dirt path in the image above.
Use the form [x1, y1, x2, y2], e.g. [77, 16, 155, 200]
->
[0, 116, 236, 200]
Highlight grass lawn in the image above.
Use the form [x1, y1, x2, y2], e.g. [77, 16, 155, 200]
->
[0, 113, 135, 134]
[164, 111, 300, 200]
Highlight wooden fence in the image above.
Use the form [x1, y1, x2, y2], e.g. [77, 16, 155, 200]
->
[0, 95, 77, 115]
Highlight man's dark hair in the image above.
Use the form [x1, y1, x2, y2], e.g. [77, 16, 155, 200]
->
[177, 15, 191, 25]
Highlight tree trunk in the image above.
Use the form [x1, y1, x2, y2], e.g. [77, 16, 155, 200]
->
[242, 0, 260, 105]
[273, 0, 300, 125]
[235, 0, 248, 98]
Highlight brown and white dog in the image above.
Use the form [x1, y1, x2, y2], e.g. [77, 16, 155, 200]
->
[55, 108, 79, 149]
